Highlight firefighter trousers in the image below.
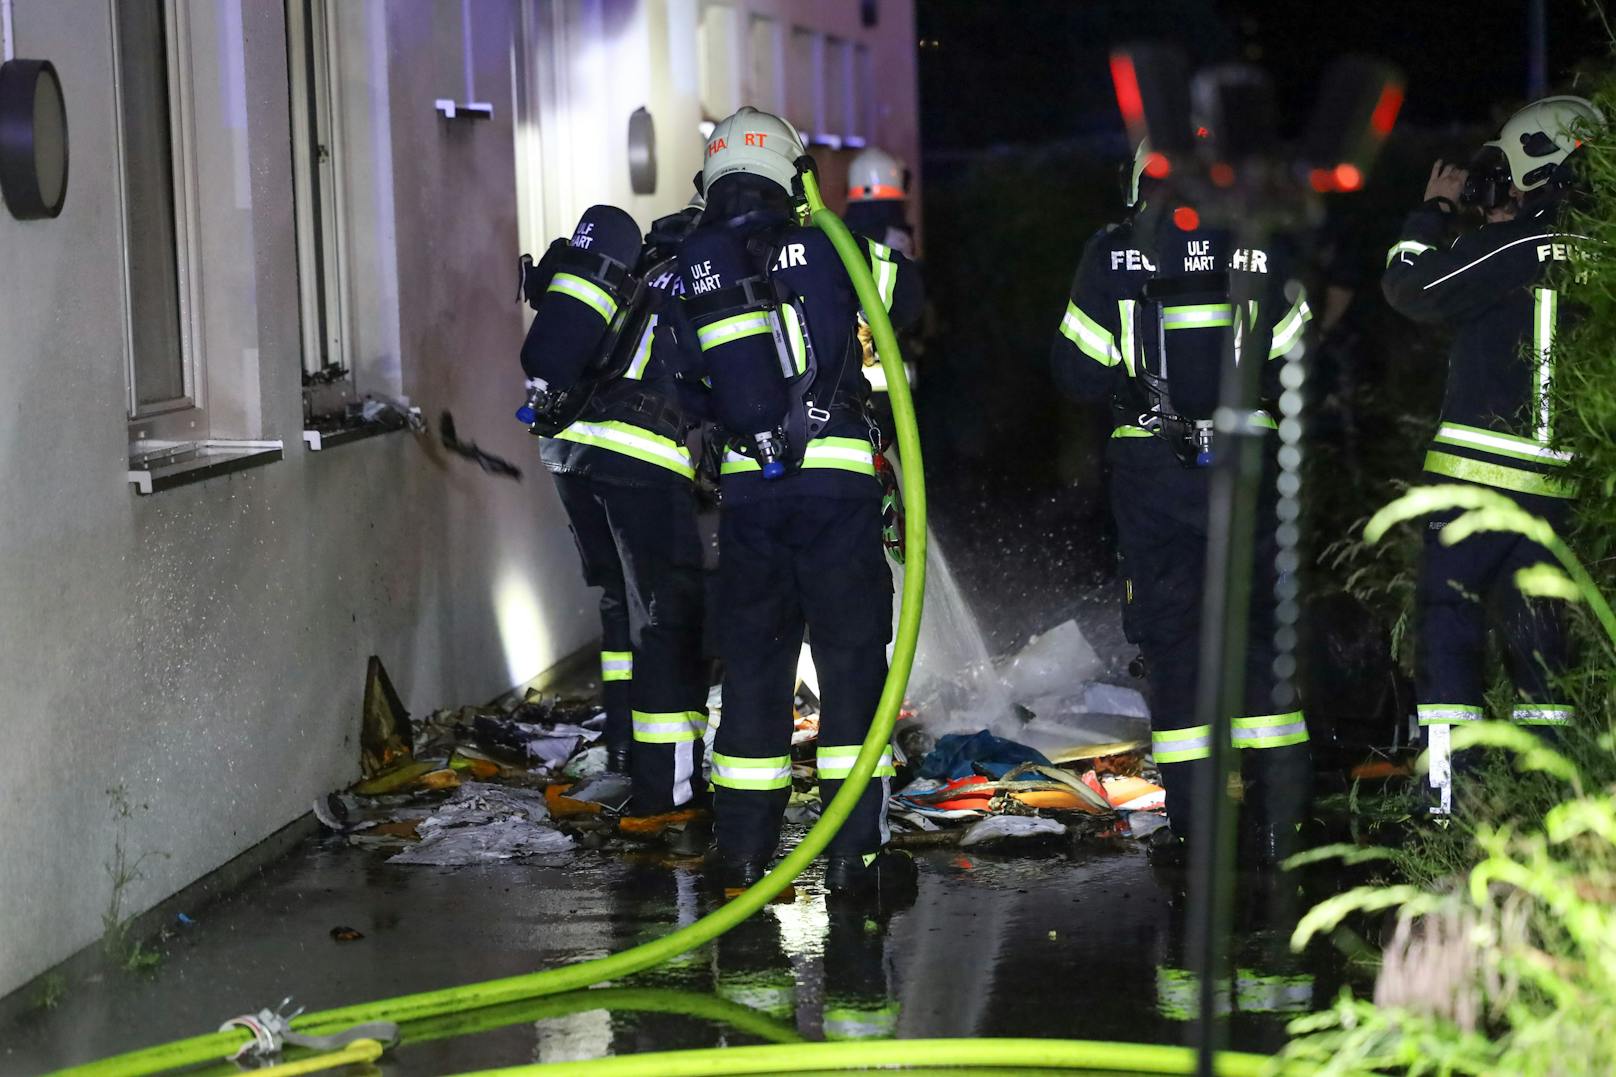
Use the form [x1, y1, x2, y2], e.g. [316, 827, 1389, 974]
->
[1110, 458, 1311, 845]
[1416, 483, 1572, 803]
[712, 496, 894, 863]
[552, 473, 708, 813]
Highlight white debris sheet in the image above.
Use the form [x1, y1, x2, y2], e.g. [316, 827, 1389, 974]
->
[387, 782, 575, 865]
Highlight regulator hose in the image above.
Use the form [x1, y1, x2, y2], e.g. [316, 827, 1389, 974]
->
[56, 173, 927, 1077]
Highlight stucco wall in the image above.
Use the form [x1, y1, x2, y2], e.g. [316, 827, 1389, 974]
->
[0, 0, 594, 996]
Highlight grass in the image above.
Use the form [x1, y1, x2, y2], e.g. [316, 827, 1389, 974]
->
[100, 785, 167, 976]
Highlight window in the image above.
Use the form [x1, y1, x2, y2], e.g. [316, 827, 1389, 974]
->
[851, 43, 873, 145]
[824, 37, 851, 145]
[286, 0, 349, 381]
[747, 14, 784, 115]
[787, 27, 822, 139]
[697, 3, 741, 120]
[115, 0, 282, 489]
[114, 0, 196, 420]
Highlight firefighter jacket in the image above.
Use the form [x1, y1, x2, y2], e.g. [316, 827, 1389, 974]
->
[539, 258, 699, 487]
[1051, 214, 1311, 468]
[1381, 199, 1578, 500]
[666, 210, 922, 504]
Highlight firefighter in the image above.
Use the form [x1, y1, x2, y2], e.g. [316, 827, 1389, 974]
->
[524, 198, 709, 816]
[666, 107, 924, 899]
[1051, 138, 1314, 865]
[1382, 96, 1602, 814]
[844, 147, 920, 405]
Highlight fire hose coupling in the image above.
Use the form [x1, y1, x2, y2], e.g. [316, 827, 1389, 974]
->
[218, 999, 399, 1062]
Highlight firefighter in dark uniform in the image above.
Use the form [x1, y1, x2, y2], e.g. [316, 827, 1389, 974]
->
[1051, 140, 1314, 863]
[523, 200, 709, 816]
[665, 107, 923, 897]
[1381, 96, 1602, 814]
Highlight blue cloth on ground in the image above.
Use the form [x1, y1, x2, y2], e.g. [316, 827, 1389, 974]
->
[916, 730, 1051, 781]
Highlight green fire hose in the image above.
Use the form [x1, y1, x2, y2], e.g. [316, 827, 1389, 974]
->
[55, 175, 1264, 1077]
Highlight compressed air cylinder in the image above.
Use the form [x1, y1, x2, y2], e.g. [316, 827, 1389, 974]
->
[678, 227, 793, 475]
[518, 204, 643, 390]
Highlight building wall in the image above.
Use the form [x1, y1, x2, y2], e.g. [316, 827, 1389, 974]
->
[0, 0, 918, 998]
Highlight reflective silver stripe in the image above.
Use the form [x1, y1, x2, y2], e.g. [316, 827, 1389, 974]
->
[1118, 298, 1137, 376]
[1535, 287, 1557, 443]
[1267, 295, 1312, 359]
[1434, 421, 1571, 464]
[625, 314, 658, 380]
[710, 752, 792, 790]
[547, 272, 618, 322]
[1417, 703, 1482, 725]
[1386, 240, 1434, 266]
[1060, 301, 1121, 366]
[1513, 706, 1573, 726]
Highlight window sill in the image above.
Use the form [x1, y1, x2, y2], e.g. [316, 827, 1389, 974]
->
[302, 414, 417, 452]
[127, 439, 284, 495]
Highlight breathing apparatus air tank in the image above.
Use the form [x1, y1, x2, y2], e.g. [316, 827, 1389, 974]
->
[678, 226, 802, 480]
[516, 205, 645, 434]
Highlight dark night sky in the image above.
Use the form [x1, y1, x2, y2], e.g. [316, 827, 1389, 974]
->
[917, 0, 1612, 152]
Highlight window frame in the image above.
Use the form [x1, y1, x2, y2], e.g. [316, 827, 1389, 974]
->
[285, 0, 353, 382]
[111, 0, 209, 439]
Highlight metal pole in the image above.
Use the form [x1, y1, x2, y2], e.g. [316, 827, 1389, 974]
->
[1189, 213, 1275, 1077]
[1527, 0, 1547, 99]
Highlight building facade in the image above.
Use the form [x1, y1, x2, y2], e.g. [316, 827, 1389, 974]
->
[0, 0, 918, 998]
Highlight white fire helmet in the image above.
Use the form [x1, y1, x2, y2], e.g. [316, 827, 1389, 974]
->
[1485, 95, 1605, 191]
[847, 147, 908, 201]
[702, 107, 807, 195]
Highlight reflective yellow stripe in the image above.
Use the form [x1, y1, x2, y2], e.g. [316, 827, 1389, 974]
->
[1267, 294, 1312, 359]
[1433, 421, 1571, 465]
[782, 304, 808, 375]
[721, 436, 876, 477]
[711, 752, 792, 790]
[1422, 450, 1574, 499]
[869, 247, 898, 312]
[1060, 301, 1121, 366]
[1386, 240, 1435, 266]
[1161, 303, 1232, 329]
[601, 650, 633, 683]
[547, 272, 619, 322]
[1153, 725, 1212, 764]
[697, 311, 773, 351]
[631, 710, 707, 744]
[1231, 711, 1309, 749]
[1111, 424, 1154, 438]
[554, 420, 695, 478]
[816, 745, 896, 780]
[624, 315, 657, 380]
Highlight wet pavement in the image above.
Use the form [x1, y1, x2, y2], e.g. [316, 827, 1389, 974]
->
[2, 825, 1344, 1074]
